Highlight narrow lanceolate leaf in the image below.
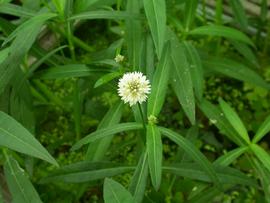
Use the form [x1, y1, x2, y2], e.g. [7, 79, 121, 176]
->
[203, 58, 270, 90]
[72, 123, 143, 150]
[0, 48, 9, 64]
[104, 178, 136, 203]
[126, 0, 141, 69]
[143, 0, 166, 58]
[214, 147, 248, 166]
[184, 0, 198, 30]
[182, 41, 204, 101]
[219, 99, 250, 144]
[35, 64, 109, 79]
[169, 32, 195, 124]
[189, 25, 254, 46]
[251, 157, 270, 203]
[230, 41, 259, 68]
[41, 162, 134, 183]
[0, 13, 56, 94]
[229, 0, 248, 30]
[0, 112, 58, 166]
[0, 3, 36, 18]
[159, 127, 221, 188]
[4, 155, 42, 203]
[199, 99, 246, 146]
[129, 151, 148, 203]
[147, 42, 171, 117]
[146, 125, 162, 191]
[2, 13, 57, 47]
[69, 11, 139, 20]
[250, 144, 270, 173]
[86, 102, 123, 161]
[163, 163, 257, 186]
[94, 72, 122, 88]
[253, 114, 270, 143]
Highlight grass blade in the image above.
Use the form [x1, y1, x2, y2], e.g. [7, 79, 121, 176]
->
[229, 0, 248, 30]
[184, 0, 198, 30]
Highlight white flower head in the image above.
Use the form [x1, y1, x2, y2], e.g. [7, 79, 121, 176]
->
[114, 54, 124, 63]
[118, 72, 151, 106]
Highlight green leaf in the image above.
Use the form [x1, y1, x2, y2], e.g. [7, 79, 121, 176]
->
[86, 102, 123, 161]
[72, 122, 143, 150]
[35, 64, 109, 79]
[251, 157, 270, 203]
[69, 10, 139, 20]
[229, 0, 248, 30]
[129, 151, 148, 203]
[0, 111, 58, 166]
[94, 72, 122, 88]
[147, 42, 171, 117]
[189, 25, 254, 46]
[250, 144, 270, 172]
[146, 124, 162, 190]
[198, 99, 246, 146]
[169, 32, 195, 124]
[27, 45, 68, 77]
[203, 58, 270, 89]
[163, 163, 257, 186]
[104, 178, 136, 203]
[4, 155, 42, 203]
[0, 47, 9, 64]
[159, 127, 221, 188]
[253, 114, 270, 143]
[41, 161, 134, 183]
[214, 147, 248, 166]
[2, 13, 57, 47]
[126, 0, 142, 69]
[219, 98, 250, 144]
[0, 3, 36, 18]
[182, 41, 204, 101]
[143, 0, 166, 58]
[184, 0, 198, 30]
[0, 13, 56, 94]
[230, 40, 259, 68]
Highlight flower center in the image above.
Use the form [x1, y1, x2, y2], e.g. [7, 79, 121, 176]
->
[128, 81, 140, 94]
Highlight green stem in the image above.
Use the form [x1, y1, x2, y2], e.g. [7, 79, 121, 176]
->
[66, 20, 76, 61]
[138, 103, 147, 131]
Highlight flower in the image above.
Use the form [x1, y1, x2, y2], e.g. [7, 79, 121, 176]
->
[114, 54, 124, 63]
[118, 72, 151, 106]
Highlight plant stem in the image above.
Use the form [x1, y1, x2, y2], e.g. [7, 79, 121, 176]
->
[138, 103, 147, 131]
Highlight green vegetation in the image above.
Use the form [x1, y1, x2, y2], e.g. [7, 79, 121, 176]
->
[0, 0, 270, 202]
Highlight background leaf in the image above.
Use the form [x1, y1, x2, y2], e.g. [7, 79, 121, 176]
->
[104, 178, 135, 203]
[143, 0, 166, 58]
[0, 111, 58, 165]
[4, 155, 42, 203]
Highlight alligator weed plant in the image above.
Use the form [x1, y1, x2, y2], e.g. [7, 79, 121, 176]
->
[1, 0, 270, 202]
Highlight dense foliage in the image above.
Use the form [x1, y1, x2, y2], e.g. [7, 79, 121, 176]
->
[0, 0, 270, 202]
